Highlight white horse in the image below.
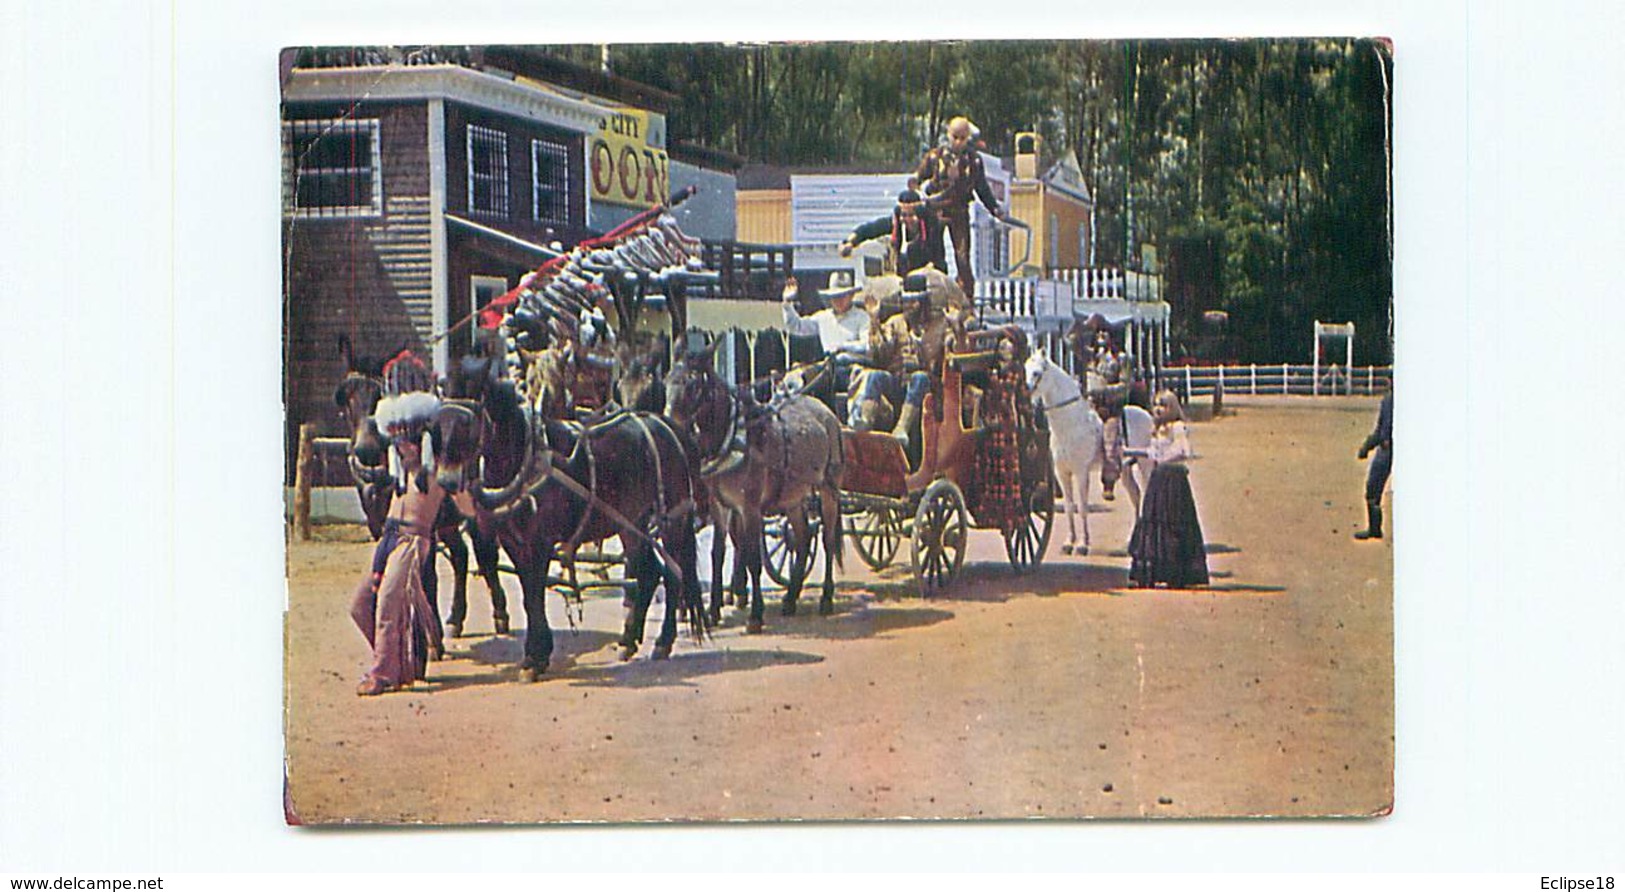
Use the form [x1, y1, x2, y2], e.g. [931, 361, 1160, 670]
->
[1024, 348, 1154, 555]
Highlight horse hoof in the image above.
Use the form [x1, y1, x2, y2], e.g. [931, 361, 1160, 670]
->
[746, 619, 764, 635]
[494, 617, 510, 635]
[819, 600, 834, 617]
[1078, 545, 1089, 556]
[781, 602, 798, 617]
[519, 665, 543, 683]
[652, 644, 673, 661]
[619, 646, 638, 662]
[446, 623, 463, 639]
[1061, 543, 1074, 555]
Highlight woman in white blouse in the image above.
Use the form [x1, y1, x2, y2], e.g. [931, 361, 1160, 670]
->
[1125, 390, 1209, 588]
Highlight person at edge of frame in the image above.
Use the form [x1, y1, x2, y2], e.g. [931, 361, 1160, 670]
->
[1354, 381, 1394, 541]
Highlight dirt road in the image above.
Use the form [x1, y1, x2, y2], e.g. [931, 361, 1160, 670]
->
[283, 395, 1392, 823]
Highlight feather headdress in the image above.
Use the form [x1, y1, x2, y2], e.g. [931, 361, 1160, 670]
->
[372, 391, 440, 493]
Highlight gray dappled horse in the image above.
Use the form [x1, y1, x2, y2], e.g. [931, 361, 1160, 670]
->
[665, 343, 845, 633]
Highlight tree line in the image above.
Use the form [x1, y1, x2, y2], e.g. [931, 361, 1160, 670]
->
[544, 39, 1391, 365]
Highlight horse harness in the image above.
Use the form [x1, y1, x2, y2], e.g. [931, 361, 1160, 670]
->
[1029, 361, 1086, 415]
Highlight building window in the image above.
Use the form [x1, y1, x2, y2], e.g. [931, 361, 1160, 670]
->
[282, 118, 382, 217]
[532, 137, 572, 224]
[467, 275, 509, 355]
[467, 125, 509, 218]
[1078, 223, 1089, 268]
[1048, 213, 1060, 267]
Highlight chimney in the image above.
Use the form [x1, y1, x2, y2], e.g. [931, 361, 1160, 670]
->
[1014, 132, 1041, 179]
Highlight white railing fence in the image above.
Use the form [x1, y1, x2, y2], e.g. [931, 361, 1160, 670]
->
[1045, 267, 1162, 302]
[1163, 364, 1392, 397]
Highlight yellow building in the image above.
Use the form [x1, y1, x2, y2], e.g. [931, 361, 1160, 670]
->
[1005, 132, 1095, 275]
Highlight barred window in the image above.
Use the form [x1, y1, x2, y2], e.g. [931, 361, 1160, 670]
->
[468, 125, 509, 218]
[282, 118, 382, 217]
[532, 137, 572, 224]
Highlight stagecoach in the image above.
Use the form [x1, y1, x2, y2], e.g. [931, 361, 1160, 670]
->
[762, 329, 1055, 597]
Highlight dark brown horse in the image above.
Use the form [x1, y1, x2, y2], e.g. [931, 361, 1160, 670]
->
[665, 344, 845, 633]
[437, 354, 705, 680]
[334, 336, 509, 637]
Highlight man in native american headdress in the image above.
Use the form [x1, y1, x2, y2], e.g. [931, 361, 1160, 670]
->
[348, 364, 473, 696]
[909, 116, 1012, 298]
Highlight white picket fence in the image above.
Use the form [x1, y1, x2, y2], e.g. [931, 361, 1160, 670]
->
[1165, 364, 1392, 397]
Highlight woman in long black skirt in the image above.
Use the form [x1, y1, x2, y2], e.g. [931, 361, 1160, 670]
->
[1126, 390, 1209, 588]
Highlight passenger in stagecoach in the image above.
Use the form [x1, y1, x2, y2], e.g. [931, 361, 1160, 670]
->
[1085, 326, 1136, 501]
[838, 188, 946, 276]
[909, 116, 1013, 298]
[781, 270, 873, 416]
[855, 272, 940, 453]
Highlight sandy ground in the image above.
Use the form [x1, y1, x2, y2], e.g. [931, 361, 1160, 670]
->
[283, 395, 1392, 824]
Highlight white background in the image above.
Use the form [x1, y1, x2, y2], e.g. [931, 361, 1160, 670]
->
[2, 0, 1622, 874]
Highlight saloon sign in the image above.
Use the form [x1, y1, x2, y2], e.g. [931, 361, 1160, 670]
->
[589, 109, 669, 209]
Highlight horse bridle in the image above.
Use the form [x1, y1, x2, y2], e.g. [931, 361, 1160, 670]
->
[337, 373, 390, 486]
[674, 365, 741, 478]
[436, 397, 533, 494]
[1030, 358, 1086, 413]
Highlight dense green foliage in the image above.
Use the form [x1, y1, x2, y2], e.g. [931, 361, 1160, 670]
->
[545, 40, 1392, 364]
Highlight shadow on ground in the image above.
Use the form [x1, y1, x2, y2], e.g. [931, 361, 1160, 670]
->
[859, 561, 1130, 603]
[564, 647, 826, 689]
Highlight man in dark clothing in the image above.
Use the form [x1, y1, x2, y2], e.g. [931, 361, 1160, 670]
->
[909, 116, 1010, 298]
[1354, 386, 1393, 540]
[839, 189, 946, 276]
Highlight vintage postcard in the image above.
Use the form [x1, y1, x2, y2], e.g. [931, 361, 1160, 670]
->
[281, 39, 1394, 823]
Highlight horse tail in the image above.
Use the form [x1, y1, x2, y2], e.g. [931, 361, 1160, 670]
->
[828, 492, 845, 572]
[825, 418, 846, 572]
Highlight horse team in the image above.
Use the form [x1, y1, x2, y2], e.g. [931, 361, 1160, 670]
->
[337, 333, 1155, 686]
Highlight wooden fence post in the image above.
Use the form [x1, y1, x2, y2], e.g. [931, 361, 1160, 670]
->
[293, 422, 316, 541]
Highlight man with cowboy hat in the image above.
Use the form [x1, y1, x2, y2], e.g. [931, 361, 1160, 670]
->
[910, 116, 1012, 298]
[348, 376, 474, 696]
[783, 270, 872, 416]
[858, 272, 941, 451]
[839, 188, 946, 276]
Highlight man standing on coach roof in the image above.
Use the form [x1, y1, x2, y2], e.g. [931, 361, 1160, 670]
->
[910, 116, 1012, 298]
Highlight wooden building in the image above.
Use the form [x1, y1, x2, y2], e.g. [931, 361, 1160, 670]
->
[1005, 132, 1094, 274]
[280, 49, 738, 478]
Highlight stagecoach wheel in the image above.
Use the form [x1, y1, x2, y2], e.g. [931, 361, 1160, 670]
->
[763, 514, 822, 589]
[910, 479, 967, 598]
[850, 504, 904, 570]
[1004, 482, 1054, 573]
